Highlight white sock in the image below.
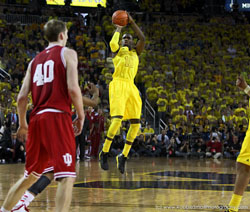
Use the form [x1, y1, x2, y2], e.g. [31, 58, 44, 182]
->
[14, 191, 35, 208]
[1, 207, 10, 212]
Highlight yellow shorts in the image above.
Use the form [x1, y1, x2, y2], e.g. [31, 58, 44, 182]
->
[237, 129, 250, 166]
[109, 78, 142, 120]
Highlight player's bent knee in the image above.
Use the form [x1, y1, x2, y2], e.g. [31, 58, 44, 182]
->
[43, 171, 54, 181]
[107, 118, 122, 138]
[28, 175, 52, 195]
[127, 123, 140, 141]
[21, 175, 39, 190]
[111, 118, 122, 125]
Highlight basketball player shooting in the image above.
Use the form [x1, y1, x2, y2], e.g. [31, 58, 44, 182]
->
[99, 11, 145, 174]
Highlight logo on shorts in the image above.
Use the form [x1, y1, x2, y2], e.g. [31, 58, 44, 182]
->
[63, 153, 72, 166]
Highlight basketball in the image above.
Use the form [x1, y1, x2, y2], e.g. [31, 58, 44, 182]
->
[112, 10, 129, 26]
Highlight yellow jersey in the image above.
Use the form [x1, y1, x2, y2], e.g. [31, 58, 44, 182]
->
[112, 47, 139, 81]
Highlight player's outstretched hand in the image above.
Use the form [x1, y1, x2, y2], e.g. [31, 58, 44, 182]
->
[17, 125, 28, 142]
[87, 82, 99, 96]
[236, 75, 248, 90]
[114, 24, 125, 29]
[126, 11, 134, 24]
[73, 117, 84, 136]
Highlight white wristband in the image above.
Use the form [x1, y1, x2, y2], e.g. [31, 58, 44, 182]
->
[244, 85, 250, 94]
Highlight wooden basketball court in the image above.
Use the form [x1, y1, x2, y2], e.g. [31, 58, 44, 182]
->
[0, 158, 249, 212]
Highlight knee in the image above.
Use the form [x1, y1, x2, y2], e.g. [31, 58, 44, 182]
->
[236, 162, 250, 177]
[58, 177, 75, 185]
[23, 174, 39, 188]
[108, 118, 122, 137]
[127, 124, 140, 141]
[28, 175, 52, 195]
[111, 118, 122, 125]
[44, 172, 54, 181]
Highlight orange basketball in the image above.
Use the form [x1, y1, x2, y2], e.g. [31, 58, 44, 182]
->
[112, 10, 129, 26]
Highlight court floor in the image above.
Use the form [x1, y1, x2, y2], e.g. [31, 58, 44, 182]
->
[0, 157, 249, 212]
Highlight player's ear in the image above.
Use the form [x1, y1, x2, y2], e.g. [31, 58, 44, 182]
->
[59, 32, 64, 41]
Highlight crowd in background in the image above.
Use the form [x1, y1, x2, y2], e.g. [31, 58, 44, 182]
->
[0, 1, 249, 163]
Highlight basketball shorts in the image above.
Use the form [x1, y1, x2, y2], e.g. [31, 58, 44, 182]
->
[109, 78, 142, 120]
[237, 128, 250, 166]
[25, 112, 76, 180]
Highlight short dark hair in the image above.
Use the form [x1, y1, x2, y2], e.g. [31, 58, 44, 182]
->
[44, 19, 66, 42]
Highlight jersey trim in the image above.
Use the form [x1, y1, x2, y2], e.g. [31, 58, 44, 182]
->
[24, 170, 41, 178]
[60, 47, 66, 68]
[45, 44, 60, 50]
[36, 108, 64, 115]
[43, 167, 54, 174]
[54, 172, 76, 179]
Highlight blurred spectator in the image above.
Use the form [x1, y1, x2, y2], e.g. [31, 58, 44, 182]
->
[0, 131, 25, 163]
[0, 104, 4, 128]
[190, 138, 206, 158]
[206, 137, 222, 159]
[224, 135, 241, 159]
[143, 124, 155, 139]
[156, 129, 169, 156]
[167, 132, 182, 157]
[140, 117, 147, 132]
[110, 134, 124, 156]
[73, 109, 90, 161]
[156, 92, 168, 122]
[90, 108, 104, 158]
[175, 139, 190, 158]
[5, 106, 18, 130]
[9, 132, 25, 163]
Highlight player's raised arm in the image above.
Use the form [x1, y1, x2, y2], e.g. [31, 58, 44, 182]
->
[110, 25, 124, 53]
[127, 12, 145, 55]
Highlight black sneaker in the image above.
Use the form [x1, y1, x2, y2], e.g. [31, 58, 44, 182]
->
[99, 151, 109, 170]
[218, 205, 228, 211]
[116, 154, 127, 174]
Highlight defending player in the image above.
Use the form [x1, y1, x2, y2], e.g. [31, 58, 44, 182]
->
[12, 83, 99, 212]
[1, 19, 84, 212]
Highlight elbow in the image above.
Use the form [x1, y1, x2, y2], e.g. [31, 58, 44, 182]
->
[92, 100, 98, 107]
[17, 94, 28, 105]
[110, 42, 119, 53]
[68, 90, 78, 99]
[68, 86, 79, 99]
[140, 36, 146, 42]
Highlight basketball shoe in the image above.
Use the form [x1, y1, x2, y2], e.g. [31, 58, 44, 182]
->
[99, 150, 109, 170]
[116, 154, 127, 174]
[11, 204, 29, 212]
